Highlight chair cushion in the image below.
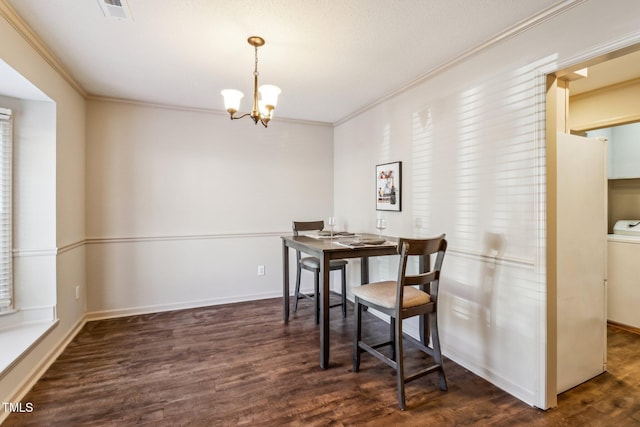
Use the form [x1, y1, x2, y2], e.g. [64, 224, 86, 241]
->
[352, 281, 430, 309]
[300, 257, 348, 269]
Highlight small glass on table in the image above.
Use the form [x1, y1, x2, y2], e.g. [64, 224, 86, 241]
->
[376, 218, 386, 238]
[328, 216, 336, 239]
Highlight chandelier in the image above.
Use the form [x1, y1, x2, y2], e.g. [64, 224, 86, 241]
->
[221, 36, 281, 128]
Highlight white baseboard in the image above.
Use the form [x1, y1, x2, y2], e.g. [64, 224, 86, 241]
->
[85, 291, 284, 321]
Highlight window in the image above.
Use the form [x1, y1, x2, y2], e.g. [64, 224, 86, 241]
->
[0, 108, 12, 314]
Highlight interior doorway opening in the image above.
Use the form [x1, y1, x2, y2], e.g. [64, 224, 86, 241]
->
[548, 42, 640, 409]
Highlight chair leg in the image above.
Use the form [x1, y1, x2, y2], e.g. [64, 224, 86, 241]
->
[341, 266, 347, 318]
[353, 299, 362, 372]
[314, 271, 320, 325]
[430, 311, 448, 391]
[395, 316, 406, 410]
[293, 265, 302, 313]
[390, 318, 396, 361]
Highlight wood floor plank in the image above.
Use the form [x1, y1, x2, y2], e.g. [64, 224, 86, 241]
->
[4, 298, 640, 426]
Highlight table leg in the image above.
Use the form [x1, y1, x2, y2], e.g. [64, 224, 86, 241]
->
[282, 241, 289, 323]
[361, 257, 370, 312]
[360, 257, 369, 284]
[320, 254, 330, 369]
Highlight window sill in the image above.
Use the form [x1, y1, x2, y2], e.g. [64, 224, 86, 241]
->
[0, 319, 58, 378]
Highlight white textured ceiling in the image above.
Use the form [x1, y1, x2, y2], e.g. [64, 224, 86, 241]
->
[0, 0, 606, 123]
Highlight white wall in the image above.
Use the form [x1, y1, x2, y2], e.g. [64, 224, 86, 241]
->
[85, 100, 334, 316]
[334, 0, 640, 409]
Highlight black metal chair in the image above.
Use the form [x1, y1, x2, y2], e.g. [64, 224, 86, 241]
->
[353, 235, 448, 410]
[292, 220, 348, 323]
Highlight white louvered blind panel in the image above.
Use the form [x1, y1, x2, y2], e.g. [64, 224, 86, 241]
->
[0, 108, 13, 313]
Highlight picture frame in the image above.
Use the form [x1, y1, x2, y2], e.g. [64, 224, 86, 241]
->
[376, 161, 401, 211]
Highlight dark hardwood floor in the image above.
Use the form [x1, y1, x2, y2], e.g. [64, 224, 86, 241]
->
[4, 297, 640, 426]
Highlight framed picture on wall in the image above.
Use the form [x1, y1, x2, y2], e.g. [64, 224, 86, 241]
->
[376, 161, 401, 211]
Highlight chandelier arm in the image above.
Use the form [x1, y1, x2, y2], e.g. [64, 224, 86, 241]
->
[230, 112, 252, 120]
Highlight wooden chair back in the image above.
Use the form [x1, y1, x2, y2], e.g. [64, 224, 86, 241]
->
[395, 235, 447, 311]
[292, 220, 324, 236]
[292, 221, 325, 263]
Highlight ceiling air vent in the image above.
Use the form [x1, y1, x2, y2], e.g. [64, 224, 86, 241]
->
[97, 0, 132, 20]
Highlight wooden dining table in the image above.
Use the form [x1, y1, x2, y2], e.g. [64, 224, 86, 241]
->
[281, 233, 399, 369]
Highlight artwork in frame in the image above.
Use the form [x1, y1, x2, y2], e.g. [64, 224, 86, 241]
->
[376, 161, 401, 212]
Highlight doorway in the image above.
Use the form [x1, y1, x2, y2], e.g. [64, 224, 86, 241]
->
[547, 43, 640, 409]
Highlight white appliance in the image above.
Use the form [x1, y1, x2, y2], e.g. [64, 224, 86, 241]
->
[607, 220, 640, 329]
[556, 133, 607, 394]
[612, 219, 640, 236]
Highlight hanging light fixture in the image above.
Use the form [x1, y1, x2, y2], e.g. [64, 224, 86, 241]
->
[221, 36, 281, 128]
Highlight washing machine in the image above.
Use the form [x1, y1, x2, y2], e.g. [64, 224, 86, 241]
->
[607, 220, 640, 329]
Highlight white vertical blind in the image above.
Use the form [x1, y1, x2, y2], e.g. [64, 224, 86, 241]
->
[0, 108, 13, 313]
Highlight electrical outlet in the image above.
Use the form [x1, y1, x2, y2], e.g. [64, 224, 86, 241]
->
[257, 265, 265, 276]
[75, 285, 80, 300]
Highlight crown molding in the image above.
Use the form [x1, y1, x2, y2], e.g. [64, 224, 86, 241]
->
[0, 0, 87, 97]
[87, 94, 333, 127]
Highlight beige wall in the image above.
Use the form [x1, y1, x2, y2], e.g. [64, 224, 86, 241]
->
[85, 100, 334, 316]
[0, 7, 86, 410]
